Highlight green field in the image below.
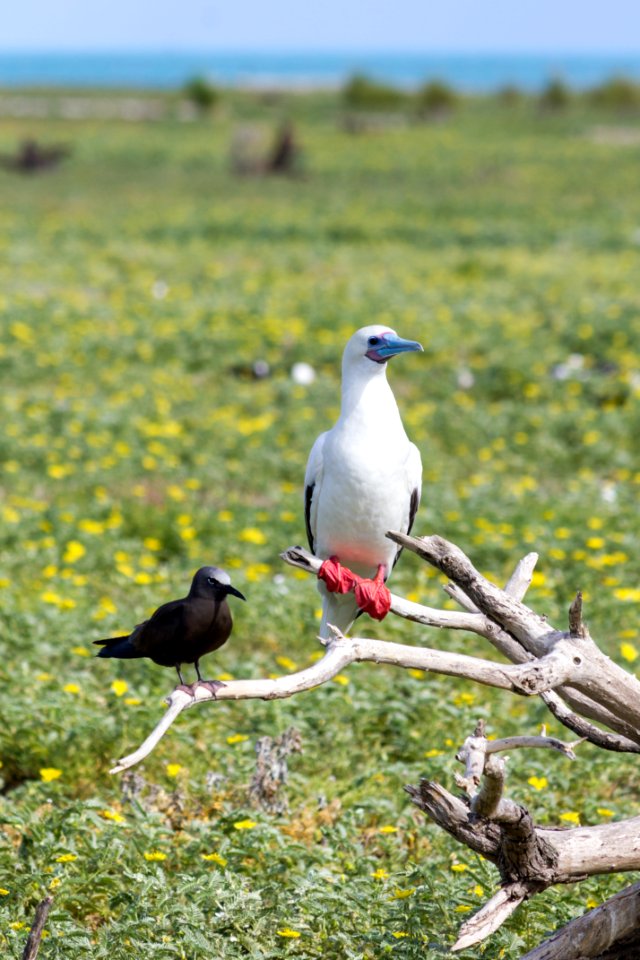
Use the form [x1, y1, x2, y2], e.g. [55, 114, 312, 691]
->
[1, 92, 640, 958]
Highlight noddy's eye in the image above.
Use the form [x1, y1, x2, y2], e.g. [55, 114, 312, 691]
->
[207, 577, 217, 585]
[368, 336, 381, 346]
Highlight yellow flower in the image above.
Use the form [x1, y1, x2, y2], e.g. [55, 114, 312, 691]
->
[471, 884, 484, 897]
[0, 887, 9, 895]
[55, 853, 77, 863]
[390, 887, 415, 900]
[424, 748, 444, 758]
[63, 540, 86, 564]
[560, 811, 580, 825]
[275, 655, 297, 671]
[100, 810, 126, 823]
[528, 776, 548, 791]
[233, 819, 257, 830]
[124, 697, 141, 706]
[217, 510, 233, 522]
[455, 904, 472, 913]
[143, 537, 162, 551]
[371, 868, 389, 880]
[165, 763, 182, 778]
[277, 929, 301, 938]
[453, 691, 475, 707]
[378, 825, 397, 834]
[239, 527, 266, 545]
[201, 852, 227, 866]
[63, 683, 80, 695]
[78, 519, 104, 535]
[333, 674, 349, 686]
[620, 643, 638, 663]
[596, 807, 614, 817]
[451, 863, 468, 872]
[586, 896, 598, 909]
[226, 734, 249, 745]
[71, 646, 90, 657]
[144, 851, 167, 861]
[614, 588, 640, 603]
[392, 932, 409, 939]
[111, 679, 128, 697]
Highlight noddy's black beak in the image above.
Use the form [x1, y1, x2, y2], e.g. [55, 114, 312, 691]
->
[226, 585, 246, 602]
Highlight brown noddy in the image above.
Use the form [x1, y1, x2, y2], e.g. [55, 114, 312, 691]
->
[94, 566, 245, 692]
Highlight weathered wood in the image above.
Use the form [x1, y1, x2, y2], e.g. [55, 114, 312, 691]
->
[22, 896, 53, 960]
[521, 882, 640, 960]
[107, 532, 640, 956]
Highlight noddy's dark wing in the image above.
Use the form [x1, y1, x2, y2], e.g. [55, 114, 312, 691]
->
[132, 599, 187, 658]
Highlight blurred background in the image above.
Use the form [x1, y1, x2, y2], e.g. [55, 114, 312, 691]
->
[2, 4, 640, 958]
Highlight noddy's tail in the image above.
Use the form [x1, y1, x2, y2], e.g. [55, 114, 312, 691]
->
[93, 636, 142, 659]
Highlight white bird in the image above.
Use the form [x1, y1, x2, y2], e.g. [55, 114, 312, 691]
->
[304, 325, 423, 638]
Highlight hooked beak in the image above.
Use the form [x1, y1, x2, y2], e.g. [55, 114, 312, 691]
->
[366, 332, 424, 364]
[225, 585, 246, 602]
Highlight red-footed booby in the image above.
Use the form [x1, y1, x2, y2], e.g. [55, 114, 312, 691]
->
[304, 325, 423, 638]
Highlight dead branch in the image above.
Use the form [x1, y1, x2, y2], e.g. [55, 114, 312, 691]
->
[22, 896, 54, 960]
[388, 532, 640, 746]
[249, 727, 302, 813]
[105, 532, 640, 957]
[408, 719, 640, 951]
[520, 881, 640, 959]
[109, 627, 576, 773]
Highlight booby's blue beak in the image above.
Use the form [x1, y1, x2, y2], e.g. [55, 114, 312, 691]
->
[366, 332, 424, 364]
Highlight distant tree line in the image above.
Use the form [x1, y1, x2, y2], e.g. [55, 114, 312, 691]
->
[181, 72, 640, 121]
[341, 73, 640, 117]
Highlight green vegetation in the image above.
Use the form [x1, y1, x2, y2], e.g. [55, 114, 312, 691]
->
[415, 80, 458, 118]
[1, 89, 640, 958]
[342, 73, 408, 111]
[182, 75, 220, 114]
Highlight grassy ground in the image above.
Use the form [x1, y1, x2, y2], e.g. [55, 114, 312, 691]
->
[1, 92, 640, 958]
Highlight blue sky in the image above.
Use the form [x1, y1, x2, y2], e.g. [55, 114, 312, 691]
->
[2, 0, 640, 52]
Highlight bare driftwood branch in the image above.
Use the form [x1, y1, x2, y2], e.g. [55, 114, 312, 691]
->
[112, 537, 640, 771]
[408, 718, 640, 952]
[110, 628, 576, 773]
[388, 532, 640, 747]
[22, 896, 53, 960]
[452, 884, 531, 952]
[107, 532, 640, 957]
[520, 880, 640, 960]
[249, 727, 302, 813]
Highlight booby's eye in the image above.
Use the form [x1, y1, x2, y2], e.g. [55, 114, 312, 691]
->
[367, 336, 381, 346]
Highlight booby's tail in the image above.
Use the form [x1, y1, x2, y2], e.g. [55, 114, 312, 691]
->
[318, 590, 360, 640]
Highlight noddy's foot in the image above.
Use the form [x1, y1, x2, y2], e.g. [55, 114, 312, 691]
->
[193, 679, 227, 697]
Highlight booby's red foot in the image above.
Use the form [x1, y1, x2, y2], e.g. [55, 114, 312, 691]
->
[354, 565, 391, 621]
[318, 556, 359, 594]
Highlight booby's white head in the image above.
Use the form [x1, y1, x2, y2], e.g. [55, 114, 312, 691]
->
[342, 325, 423, 377]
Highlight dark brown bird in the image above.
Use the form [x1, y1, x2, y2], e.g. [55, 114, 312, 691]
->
[93, 566, 245, 692]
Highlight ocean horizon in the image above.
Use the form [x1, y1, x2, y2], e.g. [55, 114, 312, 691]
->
[0, 50, 639, 91]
